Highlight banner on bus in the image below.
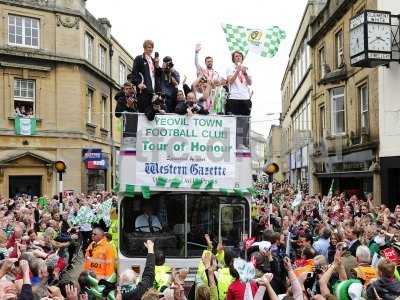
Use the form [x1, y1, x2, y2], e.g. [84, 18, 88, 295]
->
[136, 114, 237, 189]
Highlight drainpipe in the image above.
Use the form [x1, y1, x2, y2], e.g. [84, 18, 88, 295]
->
[109, 43, 114, 191]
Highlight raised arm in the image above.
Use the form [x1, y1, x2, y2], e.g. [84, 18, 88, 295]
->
[195, 45, 202, 76]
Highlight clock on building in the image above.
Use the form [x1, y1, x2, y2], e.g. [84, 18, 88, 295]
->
[350, 10, 392, 68]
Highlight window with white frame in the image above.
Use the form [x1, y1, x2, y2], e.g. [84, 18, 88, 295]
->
[14, 79, 35, 117]
[84, 33, 94, 63]
[291, 38, 310, 92]
[119, 61, 126, 85]
[335, 29, 344, 68]
[87, 89, 94, 124]
[359, 84, 369, 131]
[331, 87, 345, 135]
[8, 15, 40, 48]
[99, 45, 106, 72]
[101, 96, 107, 129]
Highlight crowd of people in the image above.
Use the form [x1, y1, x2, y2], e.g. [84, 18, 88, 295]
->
[0, 192, 119, 300]
[14, 104, 34, 118]
[114, 40, 253, 120]
[1, 182, 400, 299]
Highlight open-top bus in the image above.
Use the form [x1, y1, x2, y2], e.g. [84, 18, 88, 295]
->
[117, 113, 253, 277]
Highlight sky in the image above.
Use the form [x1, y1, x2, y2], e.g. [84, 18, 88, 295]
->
[86, 0, 308, 136]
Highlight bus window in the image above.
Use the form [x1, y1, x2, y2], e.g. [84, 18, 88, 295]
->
[121, 194, 250, 258]
[120, 194, 185, 258]
[219, 204, 245, 254]
[187, 195, 250, 258]
[187, 195, 219, 257]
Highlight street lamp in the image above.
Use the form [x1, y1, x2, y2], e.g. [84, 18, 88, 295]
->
[264, 163, 279, 227]
[55, 160, 66, 212]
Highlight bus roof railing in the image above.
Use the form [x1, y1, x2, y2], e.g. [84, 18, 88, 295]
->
[119, 112, 251, 151]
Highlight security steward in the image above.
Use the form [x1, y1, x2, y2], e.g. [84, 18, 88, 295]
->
[84, 226, 116, 279]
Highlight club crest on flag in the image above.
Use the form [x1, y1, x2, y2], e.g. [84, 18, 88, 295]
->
[222, 23, 286, 58]
[248, 30, 263, 45]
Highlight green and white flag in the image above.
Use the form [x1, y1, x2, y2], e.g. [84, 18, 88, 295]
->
[292, 182, 303, 208]
[327, 179, 335, 198]
[15, 117, 36, 135]
[222, 24, 286, 58]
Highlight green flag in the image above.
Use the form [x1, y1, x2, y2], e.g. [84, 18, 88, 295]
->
[141, 186, 150, 199]
[222, 24, 286, 58]
[112, 182, 120, 193]
[37, 197, 48, 210]
[191, 178, 203, 189]
[15, 117, 37, 135]
[222, 23, 249, 55]
[327, 179, 335, 198]
[156, 177, 167, 187]
[247, 186, 258, 197]
[170, 178, 182, 188]
[125, 184, 135, 197]
[219, 188, 230, 196]
[204, 180, 214, 190]
[234, 188, 245, 198]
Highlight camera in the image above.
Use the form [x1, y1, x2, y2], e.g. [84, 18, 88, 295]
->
[200, 76, 208, 84]
[152, 93, 165, 106]
[188, 101, 200, 113]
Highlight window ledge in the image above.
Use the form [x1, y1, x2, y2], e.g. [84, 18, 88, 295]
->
[86, 123, 97, 129]
[8, 116, 42, 122]
[100, 127, 109, 134]
[326, 133, 347, 140]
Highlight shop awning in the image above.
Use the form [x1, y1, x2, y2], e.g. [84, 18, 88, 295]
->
[314, 171, 373, 178]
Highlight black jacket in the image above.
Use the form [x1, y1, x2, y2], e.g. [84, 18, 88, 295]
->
[122, 253, 155, 300]
[131, 54, 162, 94]
[367, 277, 400, 300]
[349, 240, 361, 257]
[114, 90, 137, 118]
[18, 284, 33, 300]
[175, 101, 208, 115]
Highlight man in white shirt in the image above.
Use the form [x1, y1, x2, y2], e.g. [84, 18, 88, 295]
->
[226, 51, 252, 148]
[195, 44, 222, 84]
[135, 203, 162, 233]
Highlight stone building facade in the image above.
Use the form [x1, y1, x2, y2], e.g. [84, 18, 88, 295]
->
[280, 1, 323, 189]
[308, 0, 381, 200]
[0, 0, 133, 197]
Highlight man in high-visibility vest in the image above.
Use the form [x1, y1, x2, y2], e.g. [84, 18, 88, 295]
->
[351, 245, 377, 286]
[84, 226, 116, 279]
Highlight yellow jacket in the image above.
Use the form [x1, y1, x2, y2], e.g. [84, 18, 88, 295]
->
[84, 238, 115, 279]
[154, 265, 172, 291]
[353, 265, 377, 285]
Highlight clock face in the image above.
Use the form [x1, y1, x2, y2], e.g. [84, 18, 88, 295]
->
[350, 25, 364, 57]
[368, 23, 392, 52]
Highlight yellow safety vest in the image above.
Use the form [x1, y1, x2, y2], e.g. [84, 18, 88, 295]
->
[354, 265, 377, 285]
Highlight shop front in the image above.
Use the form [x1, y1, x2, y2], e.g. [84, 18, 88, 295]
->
[289, 145, 310, 188]
[82, 148, 109, 193]
[314, 149, 375, 198]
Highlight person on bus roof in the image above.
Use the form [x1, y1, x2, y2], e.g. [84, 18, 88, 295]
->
[135, 203, 162, 233]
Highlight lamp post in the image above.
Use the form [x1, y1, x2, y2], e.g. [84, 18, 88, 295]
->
[55, 160, 66, 213]
[264, 163, 279, 228]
